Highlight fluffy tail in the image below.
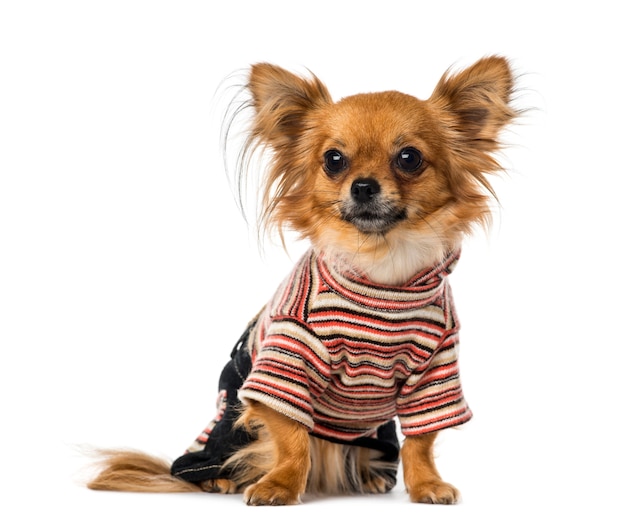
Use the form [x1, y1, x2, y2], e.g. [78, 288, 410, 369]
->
[87, 449, 203, 493]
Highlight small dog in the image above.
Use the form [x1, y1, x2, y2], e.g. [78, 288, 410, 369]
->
[88, 56, 518, 505]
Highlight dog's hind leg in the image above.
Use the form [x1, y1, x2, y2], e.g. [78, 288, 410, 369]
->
[306, 438, 398, 495]
[198, 479, 239, 494]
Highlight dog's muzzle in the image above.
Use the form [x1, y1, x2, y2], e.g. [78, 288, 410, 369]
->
[341, 177, 407, 234]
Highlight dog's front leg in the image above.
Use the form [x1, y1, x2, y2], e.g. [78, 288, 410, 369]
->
[242, 401, 310, 505]
[402, 433, 459, 504]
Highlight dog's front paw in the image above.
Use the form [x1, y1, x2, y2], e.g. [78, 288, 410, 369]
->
[407, 480, 459, 504]
[244, 479, 301, 506]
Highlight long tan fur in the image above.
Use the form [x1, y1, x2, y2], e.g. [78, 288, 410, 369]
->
[87, 450, 201, 493]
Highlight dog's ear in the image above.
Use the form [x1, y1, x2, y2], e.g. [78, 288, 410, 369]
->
[248, 64, 332, 148]
[431, 56, 516, 147]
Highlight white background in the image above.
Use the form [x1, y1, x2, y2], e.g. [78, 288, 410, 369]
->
[1, 1, 624, 525]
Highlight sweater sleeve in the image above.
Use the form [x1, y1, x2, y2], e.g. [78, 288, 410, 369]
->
[396, 331, 472, 436]
[238, 316, 331, 430]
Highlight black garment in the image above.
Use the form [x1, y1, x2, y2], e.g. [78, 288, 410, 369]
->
[171, 322, 400, 485]
[171, 325, 254, 483]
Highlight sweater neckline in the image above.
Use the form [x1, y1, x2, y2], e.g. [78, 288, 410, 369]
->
[315, 249, 460, 310]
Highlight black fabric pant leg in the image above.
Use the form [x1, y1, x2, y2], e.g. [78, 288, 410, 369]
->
[171, 325, 254, 483]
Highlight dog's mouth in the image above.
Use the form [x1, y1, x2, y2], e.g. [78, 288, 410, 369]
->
[341, 204, 407, 235]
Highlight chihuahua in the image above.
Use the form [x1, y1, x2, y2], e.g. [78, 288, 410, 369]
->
[88, 56, 518, 505]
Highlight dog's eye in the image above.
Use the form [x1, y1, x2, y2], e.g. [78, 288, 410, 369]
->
[396, 147, 424, 173]
[324, 150, 348, 176]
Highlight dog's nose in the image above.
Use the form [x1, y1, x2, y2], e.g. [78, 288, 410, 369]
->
[351, 178, 380, 204]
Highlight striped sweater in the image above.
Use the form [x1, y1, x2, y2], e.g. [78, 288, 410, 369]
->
[238, 248, 472, 442]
